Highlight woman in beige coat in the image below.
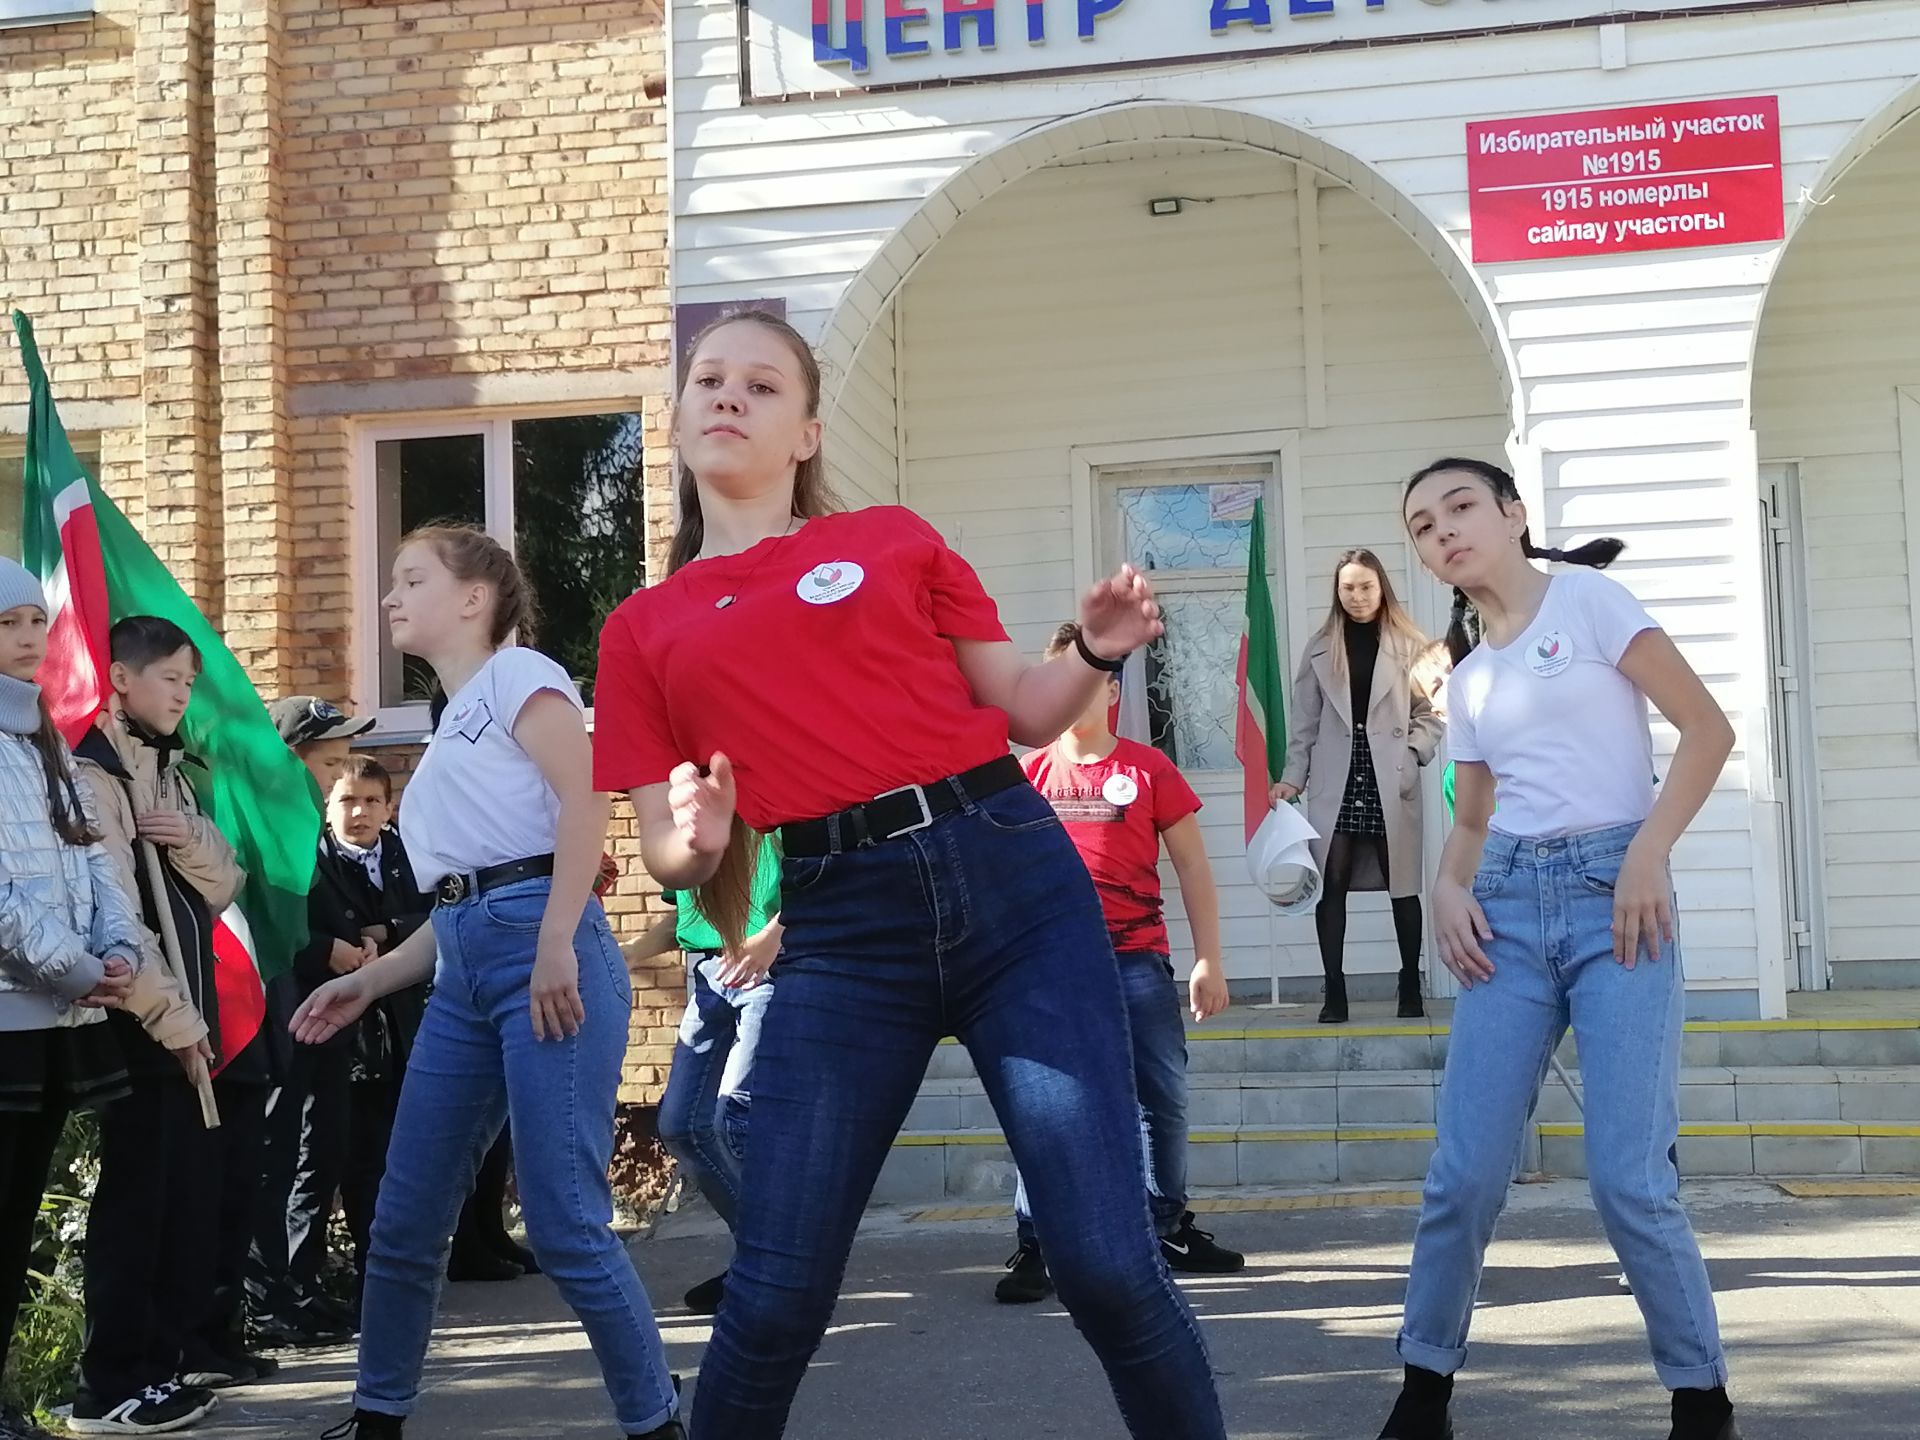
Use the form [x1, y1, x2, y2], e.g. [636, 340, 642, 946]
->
[1271, 550, 1440, 1022]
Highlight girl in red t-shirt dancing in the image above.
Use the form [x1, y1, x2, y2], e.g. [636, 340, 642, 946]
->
[594, 311, 1226, 1440]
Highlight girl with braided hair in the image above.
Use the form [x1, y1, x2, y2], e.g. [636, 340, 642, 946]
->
[1377, 459, 1742, 1440]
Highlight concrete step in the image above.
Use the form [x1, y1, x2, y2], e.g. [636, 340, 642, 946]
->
[874, 1117, 1920, 1203]
[882, 1065, 1920, 1202]
[919, 1010, 1920, 1082]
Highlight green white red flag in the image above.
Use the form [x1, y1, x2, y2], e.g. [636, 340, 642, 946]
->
[1233, 498, 1286, 842]
[13, 311, 316, 1070]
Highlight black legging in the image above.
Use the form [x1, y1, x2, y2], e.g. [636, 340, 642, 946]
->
[0, 1101, 69, 1369]
[1315, 832, 1422, 989]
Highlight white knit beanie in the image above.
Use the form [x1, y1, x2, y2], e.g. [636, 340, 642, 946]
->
[0, 557, 48, 617]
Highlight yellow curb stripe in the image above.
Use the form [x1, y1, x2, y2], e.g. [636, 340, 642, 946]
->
[932, 1017, 1920, 1048]
[905, 1189, 1430, 1223]
[1540, 1122, 1920, 1140]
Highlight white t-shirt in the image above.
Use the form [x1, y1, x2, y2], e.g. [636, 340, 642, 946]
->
[401, 648, 585, 890]
[1447, 569, 1660, 839]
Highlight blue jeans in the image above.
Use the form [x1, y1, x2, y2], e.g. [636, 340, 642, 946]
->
[1398, 823, 1729, 1390]
[691, 784, 1223, 1440]
[353, 878, 677, 1433]
[1014, 949, 1189, 1245]
[658, 953, 773, 1231]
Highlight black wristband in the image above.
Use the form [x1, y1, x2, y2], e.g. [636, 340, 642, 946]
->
[1074, 630, 1126, 674]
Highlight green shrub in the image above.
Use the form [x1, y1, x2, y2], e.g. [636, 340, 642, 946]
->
[2, 1113, 98, 1419]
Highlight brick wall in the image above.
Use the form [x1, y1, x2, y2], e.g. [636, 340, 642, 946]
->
[1, 0, 681, 1113]
[279, 0, 668, 386]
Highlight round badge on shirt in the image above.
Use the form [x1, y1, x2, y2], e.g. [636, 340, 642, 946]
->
[797, 561, 865, 606]
[1102, 773, 1139, 807]
[1527, 631, 1574, 678]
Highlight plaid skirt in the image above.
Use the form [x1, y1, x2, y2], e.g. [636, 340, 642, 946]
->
[1335, 726, 1388, 837]
[0, 1019, 130, 1115]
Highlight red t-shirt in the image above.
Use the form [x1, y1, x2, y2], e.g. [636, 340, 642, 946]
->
[1020, 737, 1202, 955]
[594, 506, 1012, 831]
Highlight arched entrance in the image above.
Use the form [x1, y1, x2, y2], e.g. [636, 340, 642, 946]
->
[1753, 93, 1920, 993]
[814, 103, 1512, 999]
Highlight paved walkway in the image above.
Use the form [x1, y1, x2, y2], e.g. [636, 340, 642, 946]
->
[200, 1179, 1920, 1439]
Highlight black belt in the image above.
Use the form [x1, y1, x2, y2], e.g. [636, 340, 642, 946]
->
[436, 853, 556, 906]
[782, 754, 1025, 858]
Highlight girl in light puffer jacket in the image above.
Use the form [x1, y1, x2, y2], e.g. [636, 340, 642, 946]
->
[0, 558, 206, 1440]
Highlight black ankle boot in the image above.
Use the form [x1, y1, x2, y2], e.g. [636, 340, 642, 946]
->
[320, 1410, 404, 1439]
[1377, 1366, 1453, 1440]
[1669, 1387, 1738, 1440]
[1319, 972, 1349, 1024]
[1397, 967, 1425, 1019]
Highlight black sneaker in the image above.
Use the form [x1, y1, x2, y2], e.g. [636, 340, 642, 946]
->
[299, 1294, 361, 1335]
[993, 1241, 1053, 1304]
[626, 1423, 686, 1440]
[320, 1410, 404, 1439]
[179, 1357, 254, 1389]
[1161, 1213, 1245, 1273]
[69, 1381, 217, 1434]
[683, 1271, 727, 1315]
[249, 1307, 350, 1351]
[446, 1239, 523, 1284]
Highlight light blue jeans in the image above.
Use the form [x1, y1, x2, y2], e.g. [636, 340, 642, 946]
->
[353, 877, 677, 1433]
[1398, 823, 1729, 1391]
[657, 952, 774, 1230]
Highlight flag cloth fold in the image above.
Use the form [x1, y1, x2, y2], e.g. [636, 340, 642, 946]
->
[1233, 497, 1287, 843]
[14, 311, 316, 1069]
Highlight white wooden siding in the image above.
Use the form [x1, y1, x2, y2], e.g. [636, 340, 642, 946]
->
[828, 298, 899, 508]
[1754, 112, 1920, 971]
[672, 0, 1920, 1011]
[897, 146, 1507, 987]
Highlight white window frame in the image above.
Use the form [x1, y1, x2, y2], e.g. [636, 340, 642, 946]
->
[351, 406, 646, 738]
[1069, 430, 1302, 791]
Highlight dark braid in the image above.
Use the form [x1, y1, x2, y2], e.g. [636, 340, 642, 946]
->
[31, 699, 100, 847]
[1409, 457, 1626, 665]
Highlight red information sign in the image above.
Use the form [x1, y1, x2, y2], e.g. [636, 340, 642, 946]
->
[1467, 96, 1784, 264]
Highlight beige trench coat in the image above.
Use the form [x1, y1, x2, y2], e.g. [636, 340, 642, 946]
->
[1279, 634, 1442, 898]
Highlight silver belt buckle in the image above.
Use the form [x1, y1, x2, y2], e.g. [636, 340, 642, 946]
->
[438, 873, 470, 906]
[874, 783, 934, 840]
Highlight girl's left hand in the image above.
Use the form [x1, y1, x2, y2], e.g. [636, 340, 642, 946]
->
[1078, 564, 1163, 662]
[717, 922, 781, 990]
[530, 934, 586, 1041]
[1612, 841, 1674, 969]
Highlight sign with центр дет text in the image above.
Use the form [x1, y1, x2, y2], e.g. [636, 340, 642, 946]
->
[1466, 96, 1784, 263]
[747, 0, 1780, 101]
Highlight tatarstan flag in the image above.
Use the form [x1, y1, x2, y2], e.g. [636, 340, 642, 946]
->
[1233, 498, 1286, 843]
[13, 311, 316, 1070]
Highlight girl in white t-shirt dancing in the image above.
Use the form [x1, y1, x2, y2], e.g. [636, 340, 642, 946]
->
[291, 526, 681, 1440]
[1379, 459, 1741, 1440]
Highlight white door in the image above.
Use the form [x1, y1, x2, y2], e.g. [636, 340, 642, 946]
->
[1758, 463, 1827, 991]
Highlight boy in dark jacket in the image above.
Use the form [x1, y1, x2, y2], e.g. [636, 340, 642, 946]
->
[315, 754, 432, 1299]
[246, 697, 376, 1347]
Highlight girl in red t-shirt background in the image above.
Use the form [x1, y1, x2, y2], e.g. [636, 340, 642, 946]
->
[593, 311, 1226, 1440]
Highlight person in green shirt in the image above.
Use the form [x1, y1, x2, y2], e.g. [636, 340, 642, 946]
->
[629, 832, 784, 1317]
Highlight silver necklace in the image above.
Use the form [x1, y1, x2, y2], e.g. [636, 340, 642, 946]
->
[710, 517, 800, 610]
